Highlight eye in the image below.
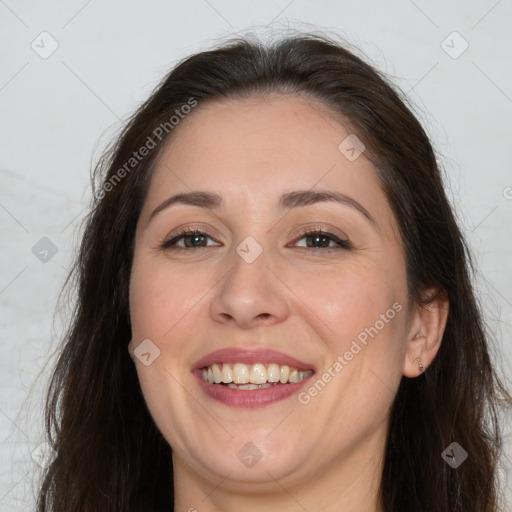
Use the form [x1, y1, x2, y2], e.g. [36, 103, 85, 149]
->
[290, 229, 350, 251]
[161, 229, 220, 250]
[160, 227, 350, 252]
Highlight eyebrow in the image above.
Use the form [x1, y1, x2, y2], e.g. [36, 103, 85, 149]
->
[148, 189, 376, 227]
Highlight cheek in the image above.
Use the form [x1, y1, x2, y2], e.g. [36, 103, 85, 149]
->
[292, 264, 407, 429]
[289, 261, 406, 351]
[129, 256, 210, 341]
[289, 259, 408, 420]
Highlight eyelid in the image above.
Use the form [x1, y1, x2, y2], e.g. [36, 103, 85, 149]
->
[292, 223, 347, 237]
[288, 224, 351, 247]
[160, 224, 351, 251]
[160, 225, 221, 249]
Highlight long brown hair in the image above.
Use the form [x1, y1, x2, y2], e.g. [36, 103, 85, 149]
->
[37, 33, 511, 511]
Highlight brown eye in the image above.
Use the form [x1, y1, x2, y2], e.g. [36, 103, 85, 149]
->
[162, 230, 220, 250]
[292, 230, 350, 250]
[182, 232, 207, 247]
[306, 233, 333, 248]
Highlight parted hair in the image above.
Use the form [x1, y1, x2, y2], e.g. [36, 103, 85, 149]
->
[37, 33, 511, 511]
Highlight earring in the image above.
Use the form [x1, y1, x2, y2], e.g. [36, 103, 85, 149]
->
[417, 357, 425, 373]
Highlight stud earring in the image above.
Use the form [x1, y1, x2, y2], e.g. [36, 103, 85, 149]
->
[417, 357, 425, 372]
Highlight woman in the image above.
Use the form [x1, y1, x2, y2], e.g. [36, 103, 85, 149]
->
[37, 33, 511, 511]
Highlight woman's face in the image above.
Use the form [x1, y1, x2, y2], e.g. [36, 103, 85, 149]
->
[129, 95, 414, 495]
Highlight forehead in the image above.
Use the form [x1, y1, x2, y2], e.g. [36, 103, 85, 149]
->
[146, 95, 383, 206]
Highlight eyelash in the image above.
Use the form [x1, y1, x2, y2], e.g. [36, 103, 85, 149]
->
[160, 226, 351, 253]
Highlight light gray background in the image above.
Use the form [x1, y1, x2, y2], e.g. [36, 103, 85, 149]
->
[1, 1, 511, 510]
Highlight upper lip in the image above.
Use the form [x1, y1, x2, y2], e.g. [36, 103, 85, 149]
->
[192, 348, 316, 372]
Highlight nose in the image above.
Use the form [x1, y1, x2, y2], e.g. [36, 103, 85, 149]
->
[210, 247, 290, 329]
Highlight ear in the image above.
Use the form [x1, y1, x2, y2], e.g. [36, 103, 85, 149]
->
[403, 287, 449, 378]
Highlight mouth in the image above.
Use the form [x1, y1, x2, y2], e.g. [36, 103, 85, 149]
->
[200, 362, 313, 389]
[191, 348, 315, 407]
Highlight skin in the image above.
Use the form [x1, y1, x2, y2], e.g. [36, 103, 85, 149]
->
[128, 95, 449, 511]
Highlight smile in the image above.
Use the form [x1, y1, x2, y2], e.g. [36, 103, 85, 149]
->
[192, 348, 316, 407]
[201, 362, 314, 388]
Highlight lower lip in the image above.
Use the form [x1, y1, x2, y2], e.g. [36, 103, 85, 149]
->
[193, 371, 314, 408]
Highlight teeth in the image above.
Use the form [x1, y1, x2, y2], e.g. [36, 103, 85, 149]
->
[200, 362, 313, 386]
[279, 365, 290, 384]
[288, 368, 299, 383]
[221, 363, 233, 383]
[212, 363, 222, 383]
[267, 363, 280, 382]
[233, 363, 250, 384]
[227, 383, 272, 390]
[250, 363, 267, 384]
